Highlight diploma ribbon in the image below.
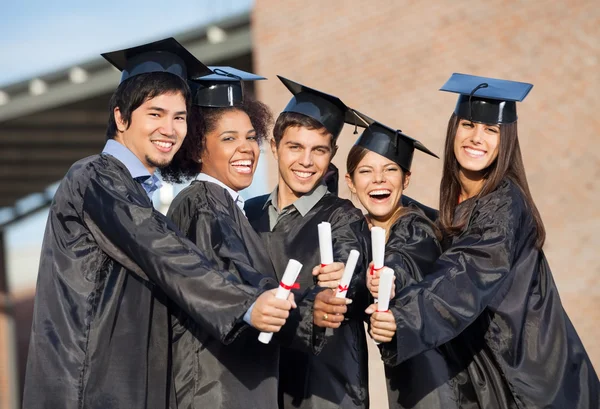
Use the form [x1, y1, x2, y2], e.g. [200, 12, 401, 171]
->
[338, 284, 349, 292]
[370, 265, 383, 276]
[279, 281, 300, 290]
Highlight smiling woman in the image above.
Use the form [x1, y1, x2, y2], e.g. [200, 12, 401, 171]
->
[160, 97, 271, 187]
[368, 73, 600, 408]
[344, 113, 454, 409]
[158, 68, 316, 409]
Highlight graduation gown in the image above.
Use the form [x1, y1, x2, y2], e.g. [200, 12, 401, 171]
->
[23, 154, 261, 409]
[167, 181, 319, 409]
[382, 209, 463, 408]
[245, 193, 371, 409]
[400, 195, 438, 221]
[381, 179, 600, 408]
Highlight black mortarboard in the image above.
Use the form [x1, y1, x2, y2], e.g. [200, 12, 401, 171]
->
[440, 73, 533, 124]
[278, 76, 360, 139]
[351, 110, 438, 172]
[101, 37, 212, 83]
[189, 66, 266, 107]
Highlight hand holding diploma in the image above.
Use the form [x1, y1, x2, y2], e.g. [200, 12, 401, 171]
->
[365, 267, 397, 343]
[314, 289, 351, 329]
[366, 262, 396, 299]
[258, 259, 302, 344]
[312, 262, 344, 288]
[313, 249, 359, 328]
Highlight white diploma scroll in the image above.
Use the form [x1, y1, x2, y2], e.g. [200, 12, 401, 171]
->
[373, 267, 394, 345]
[258, 259, 303, 344]
[335, 249, 360, 298]
[371, 226, 386, 273]
[318, 222, 334, 266]
[376, 267, 394, 312]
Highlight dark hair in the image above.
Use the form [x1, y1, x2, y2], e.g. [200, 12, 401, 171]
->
[346, 145, 439, 241]
[272, 112, 333, 148]
[439, 113, 546, 248]
[160, 98, 273, 183]
[105, 72, 191, 140]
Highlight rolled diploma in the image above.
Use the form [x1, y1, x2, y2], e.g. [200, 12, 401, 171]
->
[258, 259, 303, 344]
[318, 222, 334, 265]
[372, 267, 394, 345]
[371, 227, 386, 272]
[336, 249, 359, 298]
[377, 267, 394, 312]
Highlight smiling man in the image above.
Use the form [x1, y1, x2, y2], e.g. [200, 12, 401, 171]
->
[23, 39, 296, 409]
[245, 77, 371, 409]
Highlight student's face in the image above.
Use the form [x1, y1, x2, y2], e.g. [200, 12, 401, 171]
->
[200, 109, 259, 192]
[271, 126, 336, 198]
[454, 119, 500, 174]
[346, 150, 409, 222]
[114, 92, 187, 173]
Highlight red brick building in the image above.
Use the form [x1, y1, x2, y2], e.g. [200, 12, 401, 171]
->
[252, 0, 599, 402]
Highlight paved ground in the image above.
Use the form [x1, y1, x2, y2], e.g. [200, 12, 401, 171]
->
[366, 324, 389, 408]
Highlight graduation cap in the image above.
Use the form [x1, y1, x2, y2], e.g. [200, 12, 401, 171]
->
[189, 66, 266, 107]
[101, 37, 212, 83]
[350, 110, 438, 172]
[277, 76, 363, 139]
[440, 73, 533, 124]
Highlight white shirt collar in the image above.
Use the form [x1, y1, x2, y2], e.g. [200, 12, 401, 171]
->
[195, 173, 245, 214]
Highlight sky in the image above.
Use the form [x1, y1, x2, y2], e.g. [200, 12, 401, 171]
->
[0, 0, 253, 86]
[1, 0, 260, 288]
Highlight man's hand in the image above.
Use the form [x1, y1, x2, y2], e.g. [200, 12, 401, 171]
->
[366, 262, 395, 299]
[313, 289, 351, 329]
[250, 289, 296, 332]
[365, 303, 396, 343]
[312, 262, 345, 289]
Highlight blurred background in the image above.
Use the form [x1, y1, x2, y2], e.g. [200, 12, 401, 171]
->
[0, 0, 598, 407]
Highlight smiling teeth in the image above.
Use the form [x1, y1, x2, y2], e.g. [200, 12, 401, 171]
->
[465, 147, 485, 157]
[232, 160, 252, 166]
[294, 171, 313, 178]
[152, 141, 173, 148]
[370, 190, 391, 196]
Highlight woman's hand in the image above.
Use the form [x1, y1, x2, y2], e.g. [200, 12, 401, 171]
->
[365, 303, 396, 343]
[366, 262, 395, 299]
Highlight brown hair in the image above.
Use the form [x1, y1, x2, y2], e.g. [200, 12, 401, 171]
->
[272, 112, 333, 148]
[347, 145, 440, 241]
[438, 113, 546, 248]
[161, 98, 273, 183]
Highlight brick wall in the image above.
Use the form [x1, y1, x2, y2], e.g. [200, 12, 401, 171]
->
[253, 0, 600, 401]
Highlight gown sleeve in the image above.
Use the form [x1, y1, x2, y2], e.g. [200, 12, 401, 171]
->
[381, 194, 521, 366]
[384, 213, 442, 289]
[81, 165, 259, 345]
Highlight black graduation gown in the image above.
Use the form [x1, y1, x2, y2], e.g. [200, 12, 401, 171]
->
[382, 209, 464, 408]
[23, 154, 261, 409]
[381, 179, 600, 408]
[166, 181, 319, 409]
[400, 195, 438, 221]
[245, 193, 371, 409]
